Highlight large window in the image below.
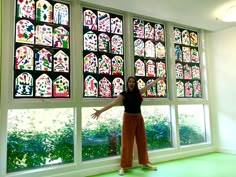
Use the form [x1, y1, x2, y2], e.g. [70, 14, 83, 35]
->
[82, 106, 171, 161]
[83, 7, 124, 98]
[7, 108, 74, 172]
[14, 0, 70, 98]
[178, 105, 206, 145]
[174, 27, 202, 98]
[133, 17, 167, 97]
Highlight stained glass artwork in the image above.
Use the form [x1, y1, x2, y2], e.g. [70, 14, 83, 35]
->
[134, 39, 144, 56]
[99, 77, 111, 97]
[36, 0, 53, 23]
[182, 30, 190, 46]
[14, 0, 71, 98]
[83, 8, 124, 98]
[157, 79, 166, 97]
[133, 19, 144, 38]
[54, 3, 69, 26]
[182, 47, 191, 62]
[176, 63, 183, 79]
[35, 25, 52, 46]
[191, 48, 199, 63]
[145, 23, 154, 39]
[83, 9, 97, 30]
[185, 82, 193, 97]
[192, 66, 200, 80]
[145, 40, 155, 58]
[53, 75, 69, 97]
[15, 46, 34, 70]
[15, 72, 33, 97]
[134, 18, 167, 98]
[137, 79, 146, 96]
[35, 48, 52, 71]
[147, 79, 156, 97]
[175, 45, 182, 62]
[35, 74, 52, 97]
[176, 81, 184, 97]
[15, 20, 34, 44]
[99, 55, 111, 75]
[98, 33, 110, 52]
[111, 35, 123, 54]
[17, 0, 35, 20]
[53, 26, 69, 48]
[183, 64, 192, 80]
[156, 42, 166, 59]
[112, 77, 124, 97]
[84, 75, 98, 97]
[174, 28, 182, 44]
[98, 11, 110, 32]
[112, 56, 124, 76]
[193, 80, 201, 97]
[84, 53, 97, 73]
[156, 62, 166, 77]
[155, 24, 164, 41]
[190, 32, 198, 47]
[111, 17, 123, 34]
[146, 60, 155, 77]
[84, 31, 97, 51]
[54, 50, 69, 72]
[135, 59, 145, 76]
[174, 27, 201, 98]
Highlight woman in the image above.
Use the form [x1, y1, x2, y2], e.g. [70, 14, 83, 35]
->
[91, 76, 163, 175]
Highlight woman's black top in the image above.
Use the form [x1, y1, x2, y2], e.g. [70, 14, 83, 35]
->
[120, 91, 142, 114]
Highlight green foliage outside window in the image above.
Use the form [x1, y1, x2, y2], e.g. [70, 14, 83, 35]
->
[7, 111, 204, 172]
[7, 121, 74, 173]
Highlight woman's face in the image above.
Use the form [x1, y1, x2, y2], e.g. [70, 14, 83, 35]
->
[127, 78, 136, 91]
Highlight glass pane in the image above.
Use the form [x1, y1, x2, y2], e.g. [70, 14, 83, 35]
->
[82, 107, 123, 161]
[82, 105, 172, 161]
[7, 108, 74, 172]
[174, 27, 201, 98]
[178, 105, 206, 146]
[14, 0, 71, 98]
[141, 106, 172, 150]
[134, 18, 167, 98]
[83, 8, 124, 98]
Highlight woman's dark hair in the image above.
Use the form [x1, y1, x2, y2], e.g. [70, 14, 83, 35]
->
[126, 76, 143, 100]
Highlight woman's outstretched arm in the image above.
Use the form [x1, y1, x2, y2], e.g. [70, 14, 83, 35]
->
[139, 77, 164, 94]
[91, 94, 123, 120]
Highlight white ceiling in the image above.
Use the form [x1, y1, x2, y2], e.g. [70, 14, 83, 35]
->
[81, 0, 236, 31]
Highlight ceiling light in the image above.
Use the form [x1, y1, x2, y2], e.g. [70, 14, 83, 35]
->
[222, 6, 236, 22]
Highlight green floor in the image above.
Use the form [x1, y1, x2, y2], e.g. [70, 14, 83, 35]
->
[88, 153, 236, 177]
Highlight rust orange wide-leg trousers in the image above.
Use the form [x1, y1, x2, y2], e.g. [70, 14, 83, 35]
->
[120, 112, 149, 168]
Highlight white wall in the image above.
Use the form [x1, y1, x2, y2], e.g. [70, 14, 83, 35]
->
[206, 27, 236, 153]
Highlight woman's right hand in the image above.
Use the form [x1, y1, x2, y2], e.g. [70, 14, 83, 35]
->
[91, 109, 101, 120]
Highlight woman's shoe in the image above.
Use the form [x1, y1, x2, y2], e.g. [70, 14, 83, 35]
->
[143, 163, 157, 171]
[119, 168, 124, 176]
